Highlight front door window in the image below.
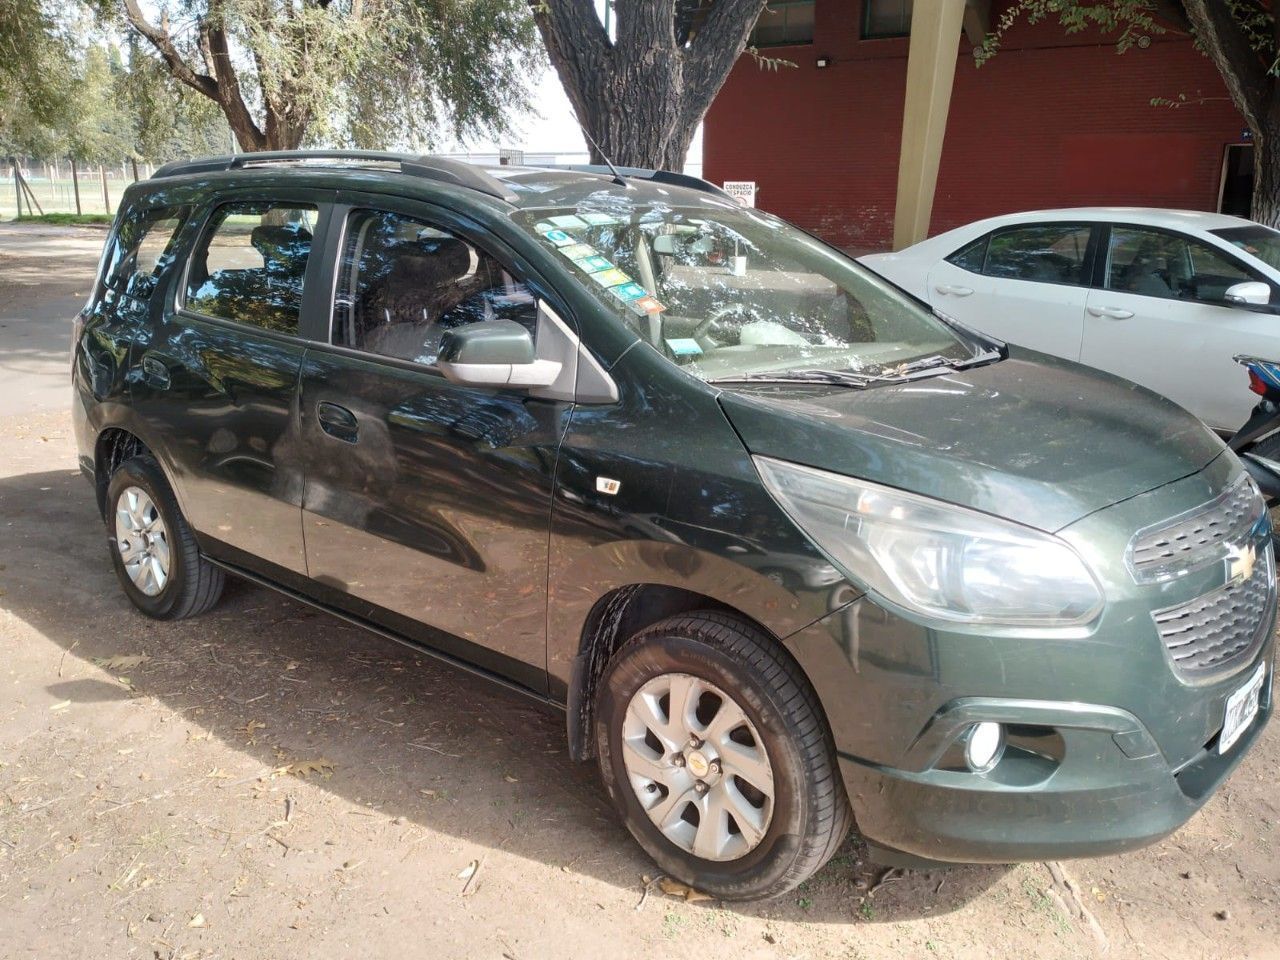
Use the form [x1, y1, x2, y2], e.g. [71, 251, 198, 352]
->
[332, 209, 537, 366]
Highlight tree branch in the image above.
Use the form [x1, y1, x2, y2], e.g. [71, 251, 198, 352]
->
[687, 0, 768, 71]
[1180, 0, 1271, 131]
[121, 0, 218, 100]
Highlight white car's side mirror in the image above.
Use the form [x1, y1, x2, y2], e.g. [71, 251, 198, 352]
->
[1223, 280, 1272, 307]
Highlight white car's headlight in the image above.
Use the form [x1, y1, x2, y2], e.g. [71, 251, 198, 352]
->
[755, 456, 1103, 628]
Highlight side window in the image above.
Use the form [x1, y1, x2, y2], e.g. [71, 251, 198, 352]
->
[332, 209, 537, 366]
[102, 205, 189, 294]
[185, 201, 317, 333]
[1106, 227, 1258, 303]
[946, 235, 988, 273]
[983, 224, 1092, 285]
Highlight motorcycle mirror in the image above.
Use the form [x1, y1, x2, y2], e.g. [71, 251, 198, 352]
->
[1224, 280, 1272, 307]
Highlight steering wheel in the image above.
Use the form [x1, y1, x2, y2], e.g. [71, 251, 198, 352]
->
[691, 302, 768, 345]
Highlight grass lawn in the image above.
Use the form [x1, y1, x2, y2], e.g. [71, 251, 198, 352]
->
[13, 213, 113, 226]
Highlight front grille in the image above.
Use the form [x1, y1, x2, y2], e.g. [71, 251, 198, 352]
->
[1129, 476, 1265, 584]
[1152, 549, 1275, 683]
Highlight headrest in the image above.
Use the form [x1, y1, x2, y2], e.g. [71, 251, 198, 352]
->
[251, 223, 312, 272]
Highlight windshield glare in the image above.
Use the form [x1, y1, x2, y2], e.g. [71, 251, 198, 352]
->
[1212, 224, 1280, 272]
[512, 199, 972, 380]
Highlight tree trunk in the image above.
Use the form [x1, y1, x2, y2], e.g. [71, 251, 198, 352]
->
[1253, 128, 1280, 228]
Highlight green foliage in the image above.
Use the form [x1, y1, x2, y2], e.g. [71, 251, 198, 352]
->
[974, 0, 1165, 66]
[0, 0, 77, 153]
[118, 0, 542, 151]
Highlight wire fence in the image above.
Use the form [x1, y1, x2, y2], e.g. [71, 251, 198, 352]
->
[2, 159, 161, 220]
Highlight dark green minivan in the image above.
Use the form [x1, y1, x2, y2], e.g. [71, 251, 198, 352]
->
[73, 151, 1274, 900]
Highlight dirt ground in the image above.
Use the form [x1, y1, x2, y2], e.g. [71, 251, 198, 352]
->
[2, 224, 1279, 959]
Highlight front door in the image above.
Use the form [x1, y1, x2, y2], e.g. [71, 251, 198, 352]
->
[130, 192, 331, 574]
[1080, 224, 1280, 431]
[297, 198, 570, 690]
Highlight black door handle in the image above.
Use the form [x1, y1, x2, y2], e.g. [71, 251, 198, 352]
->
[140, 355, 171, 389]
[317, 401, 359, 443]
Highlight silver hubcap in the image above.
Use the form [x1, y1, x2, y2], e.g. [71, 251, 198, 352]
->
[621, 673, 774, 862]
[115, 486, 170, 597]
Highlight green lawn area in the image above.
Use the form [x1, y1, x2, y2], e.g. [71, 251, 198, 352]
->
[13, 213, 113, 226]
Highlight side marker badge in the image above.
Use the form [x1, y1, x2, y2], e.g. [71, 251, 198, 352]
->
[596, 477, 621, 496]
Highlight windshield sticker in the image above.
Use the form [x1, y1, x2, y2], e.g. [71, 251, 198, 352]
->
[589, 268, 632, 287]
[608, 281, 649, 303]
[630, 296, 666, 314]
[541, 228, 575, 247]
[548, 214, 589, 228]
[573, 255, 614, 274]
[557, 243, 598, 261]
[665, 337, 702, 356]
[580, 212, 618, 225]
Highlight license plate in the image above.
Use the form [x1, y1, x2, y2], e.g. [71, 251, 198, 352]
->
[1220, 661, 1268, 754]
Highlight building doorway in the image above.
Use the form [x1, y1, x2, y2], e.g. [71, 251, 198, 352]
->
[1219, 143, 1254, 218]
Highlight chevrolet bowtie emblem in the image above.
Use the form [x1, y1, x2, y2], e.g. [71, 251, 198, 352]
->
[1226, 543, 1257, 584]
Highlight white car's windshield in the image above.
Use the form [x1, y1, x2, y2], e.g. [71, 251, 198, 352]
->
[512, 198, 979, 381]
[1213, 224, 1280, 272]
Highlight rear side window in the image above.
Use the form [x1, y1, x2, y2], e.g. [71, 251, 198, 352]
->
[101, 205, 189, 295]
[185, 201, 317, 333]
[983, 224, 1092, 286]
[332, 208, 537, 366]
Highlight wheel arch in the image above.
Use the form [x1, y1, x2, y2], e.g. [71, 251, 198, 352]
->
[563, 581, 843, 763]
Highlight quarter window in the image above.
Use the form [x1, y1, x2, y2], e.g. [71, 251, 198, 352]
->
[983, 224, 1092, 286]
[946, 235, 988, 274]
[1105, 227, 1261, 304]
[863, 0, 912, 39]
[185, 201, 317, 333]
[102, 205, 189, 294]
[750, 0, 816, 46]
[332, 209, 537, 366]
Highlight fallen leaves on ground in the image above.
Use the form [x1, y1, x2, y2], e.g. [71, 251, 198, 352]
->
[656, 876, 714, 903]
[284, 759, 334, 779]
[92, 654, 150, 671]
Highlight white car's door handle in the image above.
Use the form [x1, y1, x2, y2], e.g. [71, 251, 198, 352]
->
[1087, 305, 1134, 320]
[934, 284, 974, 297]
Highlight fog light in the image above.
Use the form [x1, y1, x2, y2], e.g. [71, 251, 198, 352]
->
[965, 722, 1004, 772]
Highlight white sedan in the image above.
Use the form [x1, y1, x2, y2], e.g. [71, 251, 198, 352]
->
[860, 208, 1280, 432]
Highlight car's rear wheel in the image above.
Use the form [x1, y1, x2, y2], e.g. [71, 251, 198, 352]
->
[594, 611, 852, 900]
[105, 455, 225, 619]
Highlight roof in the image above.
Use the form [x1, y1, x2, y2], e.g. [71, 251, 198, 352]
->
[959, 206, 1257, 233]
[148, 151, 731, 211]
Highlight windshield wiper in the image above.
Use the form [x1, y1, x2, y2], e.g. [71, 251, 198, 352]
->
[871, 348, 1003, 379]
[708, 369, 876, 387]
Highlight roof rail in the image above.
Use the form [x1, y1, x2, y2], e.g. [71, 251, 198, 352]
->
[527, 164, 733, 201]
[149, 150, 519, 203]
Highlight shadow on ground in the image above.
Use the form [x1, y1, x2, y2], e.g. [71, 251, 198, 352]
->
[0, 465, 1009, 922]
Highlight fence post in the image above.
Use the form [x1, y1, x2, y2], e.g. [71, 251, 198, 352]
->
[99, 165, 109, 213]
[70, 157, 81, 215]
[130, 157, 139, 182]
[12, 159, 22, 219]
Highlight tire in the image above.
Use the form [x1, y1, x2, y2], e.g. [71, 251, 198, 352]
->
[594, 611, 852, 901]
[1248, 433, 1280, 555]
[105, 455, 225, 620]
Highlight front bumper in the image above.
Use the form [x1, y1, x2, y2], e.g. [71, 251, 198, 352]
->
[837, 672, 1272, 863]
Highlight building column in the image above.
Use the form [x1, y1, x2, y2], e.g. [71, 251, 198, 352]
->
[892, 0, 968, 250]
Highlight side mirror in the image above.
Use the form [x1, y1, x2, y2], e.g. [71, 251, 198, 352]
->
[436, 319, 562, 389]
[1224, 280, 1272, 307]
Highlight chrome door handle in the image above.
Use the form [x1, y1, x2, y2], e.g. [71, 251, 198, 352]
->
[1088, 306, 1134, 320]
[935, 284, 974, 297]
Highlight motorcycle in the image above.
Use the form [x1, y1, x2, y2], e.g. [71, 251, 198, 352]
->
[1227, 354, 1280, 550]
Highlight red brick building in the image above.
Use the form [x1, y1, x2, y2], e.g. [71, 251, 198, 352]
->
[702, 0, 1250, 252]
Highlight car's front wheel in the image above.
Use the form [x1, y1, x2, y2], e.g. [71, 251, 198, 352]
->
[594, 611, 852, 900]
[105, 455, 225, 619]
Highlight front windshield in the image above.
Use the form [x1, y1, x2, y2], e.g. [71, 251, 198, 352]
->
[1212, 225, 1280, 272]
[511, 197, 975, 380]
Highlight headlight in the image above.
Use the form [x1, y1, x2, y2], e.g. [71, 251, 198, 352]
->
[754, 456, 1103, 628]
